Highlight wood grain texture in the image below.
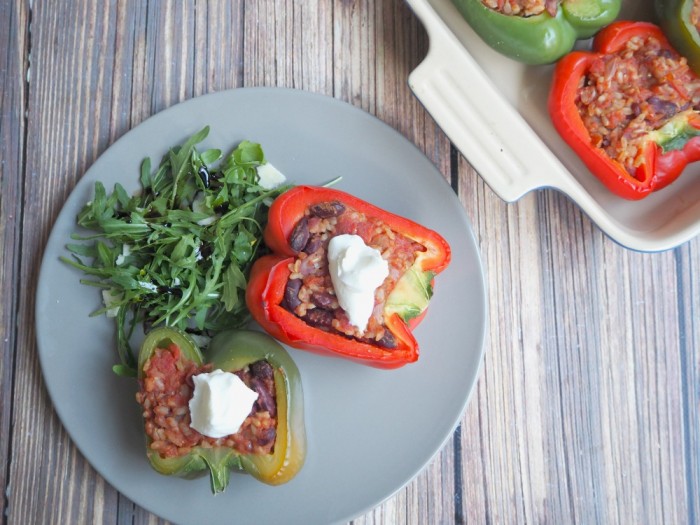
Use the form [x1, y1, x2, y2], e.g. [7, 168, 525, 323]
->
[2, 0, 699, 524]
[0, 0, 28, 514]
[455, 159, 700, 525]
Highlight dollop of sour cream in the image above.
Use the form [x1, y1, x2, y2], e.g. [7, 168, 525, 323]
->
[327, 234, 389, 332]
[188, 370, 259, 438]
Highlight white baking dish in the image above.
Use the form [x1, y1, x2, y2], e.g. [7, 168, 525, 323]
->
[407, 0, 700, 251]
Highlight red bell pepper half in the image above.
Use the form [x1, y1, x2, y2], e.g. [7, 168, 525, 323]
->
[548, 21, 700, 200]
[245, 185, 451, 369]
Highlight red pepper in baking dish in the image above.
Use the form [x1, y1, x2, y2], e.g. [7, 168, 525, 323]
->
[548, 21, 700, 200]
[245, 185, 451, 369]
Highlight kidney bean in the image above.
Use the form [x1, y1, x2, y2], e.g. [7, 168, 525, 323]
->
[250, 360, 273, 381]
[544, 0, 558, 17]
[310, 201, 345, 218]
[303, 234, 323, 254]
[376, 330, 397, 349]
[311, 292, 335, 309]
[288, 217, 310, 252]
[304, 308, 334, 328]
[252, 378, 277, 417]
[648, 96, 678, 120]
[256, 427, 277, 446]
[283, 278, 303, 311]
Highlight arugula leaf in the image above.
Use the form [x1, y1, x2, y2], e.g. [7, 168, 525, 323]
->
[61, 126, 290, 375]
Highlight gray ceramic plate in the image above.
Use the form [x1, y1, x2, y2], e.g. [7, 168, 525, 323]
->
[36, 88, 486, 525]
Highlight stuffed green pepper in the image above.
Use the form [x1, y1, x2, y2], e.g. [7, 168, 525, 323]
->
[656, 0, 700, 74]
[453, 0, 621, 64]
[135, 327, 306, 494]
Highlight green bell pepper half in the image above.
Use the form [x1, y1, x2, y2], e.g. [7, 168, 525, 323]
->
[137, 327, 306, 494]
[452, 0, 622, 64]
[656, 0, 700, 74]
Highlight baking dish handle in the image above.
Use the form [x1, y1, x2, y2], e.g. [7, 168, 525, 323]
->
[407, 1, 578, 202]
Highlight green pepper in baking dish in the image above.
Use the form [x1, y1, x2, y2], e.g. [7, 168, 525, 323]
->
[136, 327, 306, 494]
[452, 0, 622, 64]
[656, 0, 700, 74]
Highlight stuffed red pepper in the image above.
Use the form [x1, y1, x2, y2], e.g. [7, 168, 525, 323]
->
[549, 21, 700, 199]
[246, 186, 451, 369]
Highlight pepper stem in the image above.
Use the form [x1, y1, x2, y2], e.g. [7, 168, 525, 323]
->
[202, 454, 231, 494]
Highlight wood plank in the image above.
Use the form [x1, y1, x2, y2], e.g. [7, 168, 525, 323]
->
[0, 0, 28, 516]
[453, 156, 700, 525]
[673, 240, 700, 525]
[456, 151, 549, 523]
[6, 1, 155, 523]
[537, 193, 694, 523]
[243, 0, 333, 94]
[192, 1, 245, 94]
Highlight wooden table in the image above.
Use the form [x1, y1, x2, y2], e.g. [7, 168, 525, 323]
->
[2, 1, 698, 524]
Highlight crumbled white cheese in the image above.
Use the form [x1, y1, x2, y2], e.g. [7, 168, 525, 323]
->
[192, 192, 217, 226]
[115, 244, 131, 266]
[101, 289, 123, 318]
[138, 281, 158, 292]
[257, 163, 286, 189]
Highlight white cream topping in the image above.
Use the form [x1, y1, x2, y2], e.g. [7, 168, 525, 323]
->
[327, 234, 389, 332]
[188, 369, 259, 438]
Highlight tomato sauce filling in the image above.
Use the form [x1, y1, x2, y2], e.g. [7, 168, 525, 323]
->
[136, 343, 277, 459]
[284, 201, 425, 349]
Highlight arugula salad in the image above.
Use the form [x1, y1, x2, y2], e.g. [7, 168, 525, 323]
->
[61, 126, 290, 376]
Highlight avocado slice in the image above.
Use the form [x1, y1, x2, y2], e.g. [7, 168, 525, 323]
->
[385, 267, 435, 323]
